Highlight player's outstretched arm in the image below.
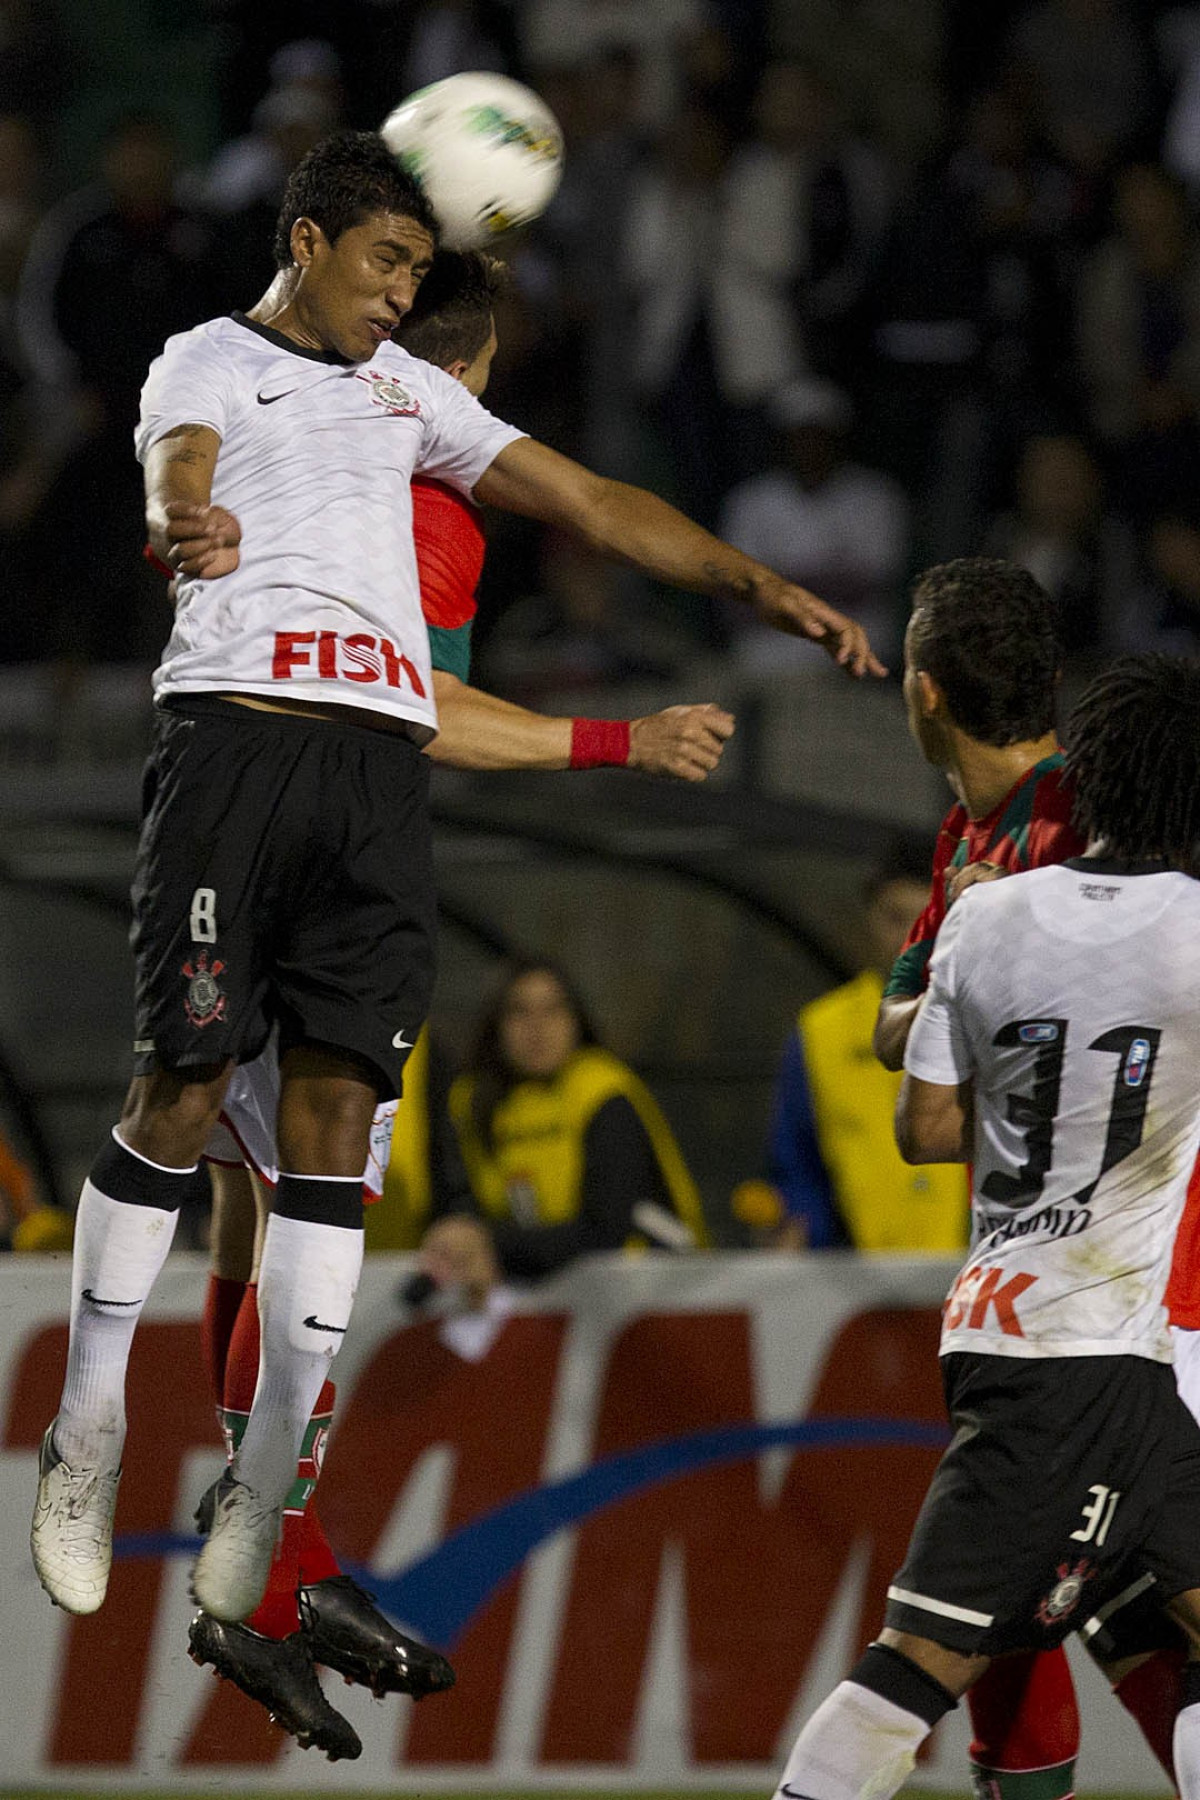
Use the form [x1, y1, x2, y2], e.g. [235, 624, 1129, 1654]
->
[428, 671, 734, 780]
[144, 424, 241, 579]
[473, 438, 887, 678]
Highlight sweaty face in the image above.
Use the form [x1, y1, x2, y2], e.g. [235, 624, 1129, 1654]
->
[297, 211, 435, 363]
[499, 971, 581, 1082]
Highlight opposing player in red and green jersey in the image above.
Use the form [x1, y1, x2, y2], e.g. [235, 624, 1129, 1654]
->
[872, 557, 1183, 1800]
[874, 559, 1084, 1077]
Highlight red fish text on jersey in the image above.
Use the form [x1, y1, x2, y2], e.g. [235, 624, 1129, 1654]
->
[944, 1262, 1037, 1337]
[272, 630, 427, 696]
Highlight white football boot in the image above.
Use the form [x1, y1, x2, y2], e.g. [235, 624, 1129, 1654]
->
[30, 1424, 121, 1615]
[190, 1470, 282, 1622]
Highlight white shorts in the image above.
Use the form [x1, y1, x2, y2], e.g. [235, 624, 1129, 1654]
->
[206, 1038, 397, 1202]
[1172, 1324, 1200, 1424]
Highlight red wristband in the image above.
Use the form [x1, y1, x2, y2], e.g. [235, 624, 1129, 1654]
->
[570, 717, 631, 769]
[143, 543, 175, 579]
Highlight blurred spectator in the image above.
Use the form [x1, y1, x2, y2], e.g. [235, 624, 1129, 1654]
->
[1075, 161, 1200, 520]
[199, 81, 339, 216]
[621, 100, 737, 525]
[771, 0, 947, 173]
[401, 0, 510, 92]
[1158, 5, 1200, 195]
[714, 61, 891, 398]
[982, 432, 1141, 656]
[476, 531, 684, 702]
[0, 112, 53, 607]
[0, 113, 41, 306]
[718, 376, 908, 671]
[1135, 511, 1200, 651]
[863, 85, 1076, 563]
[198, 80, 342, 309]
[432, 960, 707, 1289]
[365, 1027, 475, 1252]
[0, 0, 70, 125]
[734, 843, 968, 1252]
[521, 0, 715, 134]
[0, 1123, 69, 1253]
[15, 110, 220, 661]
[1008, 0, 1155, 183]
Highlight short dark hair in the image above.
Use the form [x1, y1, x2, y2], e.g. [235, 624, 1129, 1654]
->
[863, 834, 937, 904]
[467, 959, 599, 1150]
[1066, 654, 1200, 865]
[272, 130, 437, 270]
[908, 557, 1061, 745]
[393, 250, 506, 368]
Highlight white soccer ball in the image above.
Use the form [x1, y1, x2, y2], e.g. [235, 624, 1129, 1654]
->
[380, 72, 564, 251]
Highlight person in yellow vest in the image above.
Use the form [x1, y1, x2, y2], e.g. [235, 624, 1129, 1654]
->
[742, 843, 968, 1251]
[364, 1026, 475, 1252]
[422, 960, 707, 1291]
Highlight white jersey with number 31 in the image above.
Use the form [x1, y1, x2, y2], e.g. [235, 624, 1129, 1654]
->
[905, 862, 1200, 1362]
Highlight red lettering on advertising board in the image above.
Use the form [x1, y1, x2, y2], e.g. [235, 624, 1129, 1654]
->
[317, 1313, 567, 1764]
[540, 1307, 945, 1765]
[3, 1322, 222, 1766]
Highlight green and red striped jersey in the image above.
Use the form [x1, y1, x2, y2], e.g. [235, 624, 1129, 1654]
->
[413, 476, 484, 680]
[883, 751, 1085, 1001]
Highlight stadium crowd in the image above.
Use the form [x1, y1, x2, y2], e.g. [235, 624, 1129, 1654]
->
[3, 0, 1200, 697]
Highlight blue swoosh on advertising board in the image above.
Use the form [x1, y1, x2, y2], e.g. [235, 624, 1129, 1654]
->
[114, 1415, 948, 1647]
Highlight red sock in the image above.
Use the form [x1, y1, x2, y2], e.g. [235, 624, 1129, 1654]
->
[1113, 1647, 1183, 1784]
[200, 1274, 246, 1412]
[968, 1648, 1079, 1793]
[299, 1503, 342, 1588]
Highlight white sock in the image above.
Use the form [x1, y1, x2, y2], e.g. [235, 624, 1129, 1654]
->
[232, 1211, 362, 1508]
[774, 1679, 931, 1800]
[1176, 1694, 1200, 1798]
[55, 1180, 180, 1470]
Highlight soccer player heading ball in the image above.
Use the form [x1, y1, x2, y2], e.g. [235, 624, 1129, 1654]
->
[30, 129, 882, 1637]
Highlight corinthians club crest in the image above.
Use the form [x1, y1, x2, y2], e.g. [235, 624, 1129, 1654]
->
[1036, 1557, 1094, 1628]
[182, 950, 226, 1028]
[355, 368, 422, 416]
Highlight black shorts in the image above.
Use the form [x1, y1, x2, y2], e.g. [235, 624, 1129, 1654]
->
[130, 698, 436, 1098]
[884, 1351, 1200, 1656]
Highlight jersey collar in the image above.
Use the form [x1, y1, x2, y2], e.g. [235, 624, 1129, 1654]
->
[231, 310, 352, 366]
[1064, 855, 1174, 877]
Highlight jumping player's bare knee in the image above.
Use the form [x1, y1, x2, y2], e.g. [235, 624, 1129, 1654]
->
[876, 1626, 990, 1700]
[119, 1064, 233, 1169]
[1167, 1587, 1200, 1654]
[277, 1042, 380, 1177]
[209, 1163, 262, 1282]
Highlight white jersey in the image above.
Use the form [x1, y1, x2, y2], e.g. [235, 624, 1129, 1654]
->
[206, 1038, 397, 1203]
[905, 861, 1200, 1363]
[135, 313, 524, 738]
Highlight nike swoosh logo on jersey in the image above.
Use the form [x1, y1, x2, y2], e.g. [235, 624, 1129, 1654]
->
[82, 1288, 141, 1307]
[303, 1313, 347, 1334]
[257, 388, 297, 405]
[779, 1787, 815, 1798]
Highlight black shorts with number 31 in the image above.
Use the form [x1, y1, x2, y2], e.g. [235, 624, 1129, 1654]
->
[130, 696, 436, 1098]
[883, 1349, 1200, 1656]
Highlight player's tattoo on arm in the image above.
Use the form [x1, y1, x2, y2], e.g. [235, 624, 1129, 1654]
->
[163, 426, 210, 467]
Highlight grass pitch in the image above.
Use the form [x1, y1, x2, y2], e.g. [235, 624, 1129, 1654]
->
[0, 1789, 1161, 1799]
